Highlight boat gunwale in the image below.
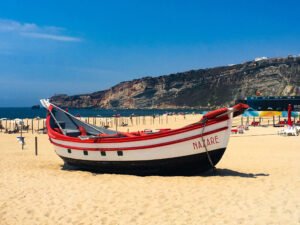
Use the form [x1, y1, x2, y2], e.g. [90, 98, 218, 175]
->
[46, 111, 230, 144]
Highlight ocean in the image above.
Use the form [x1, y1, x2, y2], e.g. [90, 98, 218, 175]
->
[0, 107, 203, 119]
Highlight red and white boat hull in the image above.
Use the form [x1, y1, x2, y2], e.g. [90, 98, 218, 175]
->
[42, 99, 248, 175]
[50, 119, 231, 174]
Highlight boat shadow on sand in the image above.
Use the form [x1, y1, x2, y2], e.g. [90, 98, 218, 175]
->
[61, 164, 269, 178]
[200, 168, 269, 178]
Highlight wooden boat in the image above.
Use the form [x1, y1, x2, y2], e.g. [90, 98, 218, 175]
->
[41, 99, 248, 175]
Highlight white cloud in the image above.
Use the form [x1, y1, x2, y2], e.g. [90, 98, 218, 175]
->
[21, 32, 81, 42]
[0, 19, 82, 42]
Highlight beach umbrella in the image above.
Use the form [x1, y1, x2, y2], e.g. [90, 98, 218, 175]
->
[287, 104, 292, 127]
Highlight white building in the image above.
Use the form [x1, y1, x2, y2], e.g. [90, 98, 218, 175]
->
[254, 56, 268, 62]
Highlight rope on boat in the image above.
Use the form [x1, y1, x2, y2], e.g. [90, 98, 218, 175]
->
[201, 119, 216, 170]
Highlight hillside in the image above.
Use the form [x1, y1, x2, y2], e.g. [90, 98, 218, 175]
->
[50, 56, 300, 109]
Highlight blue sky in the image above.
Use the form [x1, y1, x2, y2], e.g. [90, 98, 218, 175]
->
[0, 0, 300, 106]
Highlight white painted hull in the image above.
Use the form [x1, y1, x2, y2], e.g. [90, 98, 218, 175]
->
[53, 127, 229, 162]
[41, 98, 250, 174]
[49, 117, 232, 174]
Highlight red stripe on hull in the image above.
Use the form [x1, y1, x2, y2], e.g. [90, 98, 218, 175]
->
[50, 126, 228, 151]
[46, 113, 229, 144]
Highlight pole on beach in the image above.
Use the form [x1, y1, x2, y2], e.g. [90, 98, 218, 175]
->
[241, 116, 243, 125]
[35, 136, 38, 156]
[273, 116, 275, 126]
[37, 119, 39, 133]
[20, 122, 24, 150]
[115, 117, 118, 132]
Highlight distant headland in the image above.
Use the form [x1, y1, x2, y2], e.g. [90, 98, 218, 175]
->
[50, 55, 300, 109]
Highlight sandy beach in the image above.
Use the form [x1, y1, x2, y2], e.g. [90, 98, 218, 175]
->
[0, 115, 299, 225]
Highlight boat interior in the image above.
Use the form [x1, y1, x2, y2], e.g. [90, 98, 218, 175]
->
[49, 106, 173, 138]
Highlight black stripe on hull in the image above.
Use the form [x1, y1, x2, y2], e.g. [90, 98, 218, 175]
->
[59, 148, 226, 175]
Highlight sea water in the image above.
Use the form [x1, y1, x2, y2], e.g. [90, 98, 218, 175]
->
[0, 107, 203, 119]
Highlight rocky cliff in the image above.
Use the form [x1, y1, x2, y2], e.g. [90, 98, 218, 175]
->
[50, 56, 300, 109]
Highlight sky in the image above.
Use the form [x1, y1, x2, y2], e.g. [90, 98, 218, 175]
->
[0, 0, 300, 106]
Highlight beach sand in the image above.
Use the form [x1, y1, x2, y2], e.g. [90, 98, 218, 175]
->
[0, 115, 299, 225]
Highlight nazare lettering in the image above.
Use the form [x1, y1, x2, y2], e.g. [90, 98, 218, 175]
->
[193, 136, 219, 150]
